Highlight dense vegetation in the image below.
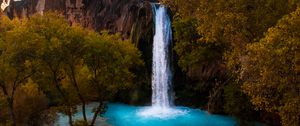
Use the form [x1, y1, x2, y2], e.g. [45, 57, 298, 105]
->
[161, 0, 300, 126]
[0, 1, 299, 126]
[0, 13, 142, 126]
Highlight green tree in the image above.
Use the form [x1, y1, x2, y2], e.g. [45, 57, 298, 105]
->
[84, 31, 143, 125]
[163, 0, 300, 124]
[223, 79, 256, 125]
[0, 11, 143, 125]
[60, 25, 89, 123]
[13, 78, 50, 125]
[241, 7, 300, 126]
[0, 16, 37, 126]
[25, 13, 76, 125]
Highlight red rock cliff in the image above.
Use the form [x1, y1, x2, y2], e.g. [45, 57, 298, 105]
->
[1, 0, 155, 42]
[1, 0, 157, 104]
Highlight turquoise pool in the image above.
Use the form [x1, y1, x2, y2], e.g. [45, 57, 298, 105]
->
[56, 103, 239, 126]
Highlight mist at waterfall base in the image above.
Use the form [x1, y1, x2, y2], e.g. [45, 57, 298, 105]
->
[104, 5, 237, 126]
[56, 4, 238, 126]
[137, 3, 183, 119]
[56, 103, 237, 126]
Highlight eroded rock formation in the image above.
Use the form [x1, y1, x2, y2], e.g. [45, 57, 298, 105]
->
[1, 0, 156, 104]
[1, 0, 154, 42]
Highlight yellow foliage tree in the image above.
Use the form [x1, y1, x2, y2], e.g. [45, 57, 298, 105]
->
[241, 7, 300, 126]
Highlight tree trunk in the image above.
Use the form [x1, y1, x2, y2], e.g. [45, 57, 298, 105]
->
[52, 70, 74, 126]
[69, 65, 87, 123]
[68, 107, 73, 126]
[8, 101, 16, 126]
[90, 102, 103, 126]
[208, 77, 232, 113]
[0, 85, 16, 126]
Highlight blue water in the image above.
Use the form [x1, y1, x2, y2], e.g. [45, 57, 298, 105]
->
[104, 103, 237, 126]
[55, 103, 111, 126]
[55, 103, 239, 126]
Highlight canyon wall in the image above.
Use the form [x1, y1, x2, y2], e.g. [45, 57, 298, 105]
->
[1, 0, 154, 42]
[1, 0, 156, 104]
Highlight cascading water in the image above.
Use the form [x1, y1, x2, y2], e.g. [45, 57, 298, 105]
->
[138, 3, 186, 118]
[151, 3, 172, 108]
[56, 3, 239, 125]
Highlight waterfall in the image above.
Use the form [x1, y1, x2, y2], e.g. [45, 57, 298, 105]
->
[151, 3, 172, 108]
[138, 3, 185, 118]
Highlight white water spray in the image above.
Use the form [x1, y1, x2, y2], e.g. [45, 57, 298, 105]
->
[138, 3, 186, 118]
[151, 3, 172, 108]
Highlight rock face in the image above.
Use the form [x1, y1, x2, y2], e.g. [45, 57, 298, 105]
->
[2, 0, 156, 67]
[1, 0, 154, 42]
[1, 0, 156, 104]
